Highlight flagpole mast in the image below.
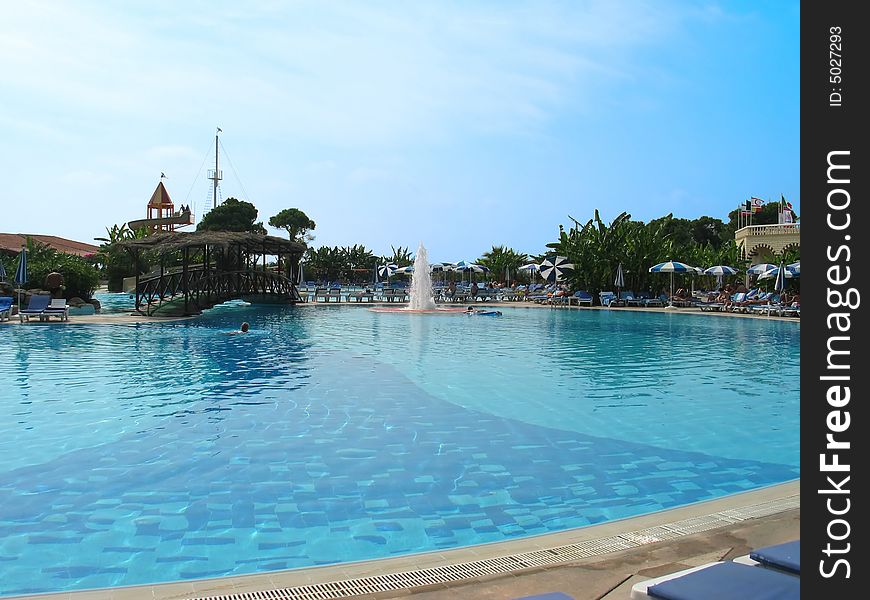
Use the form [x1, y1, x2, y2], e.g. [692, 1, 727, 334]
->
[210, 127, 223, 209]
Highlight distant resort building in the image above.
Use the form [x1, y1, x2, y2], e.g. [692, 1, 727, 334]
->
[734, 197, 799, 265]
[736, 222, 800, 264]
[0, 233, 99, 257]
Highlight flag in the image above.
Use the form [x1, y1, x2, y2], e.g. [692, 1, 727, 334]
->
[217, 127, 222, 132]
[751, 197, 764, 213]
[745, 200, 752, 211]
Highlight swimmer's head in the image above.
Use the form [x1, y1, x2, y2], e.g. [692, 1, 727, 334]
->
[240, 322, 250, 332]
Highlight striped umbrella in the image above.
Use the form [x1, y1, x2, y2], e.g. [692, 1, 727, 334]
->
[703, 265, 738, 289]
[539, 255, 574, 283]
[394, 265, 414, 274]
[377, 263, 398, 278]
[649, 260, 693, 307]
[703, 265, 739, 276]
[786, 261, 800, 274]
[747, 263, 778, 275]
[757, 265, 798, 280]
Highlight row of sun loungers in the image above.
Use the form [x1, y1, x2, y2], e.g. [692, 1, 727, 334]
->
[8, 294, 71, 322]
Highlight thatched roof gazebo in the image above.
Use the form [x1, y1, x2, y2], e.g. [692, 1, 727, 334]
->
[118, 231, 307, 316]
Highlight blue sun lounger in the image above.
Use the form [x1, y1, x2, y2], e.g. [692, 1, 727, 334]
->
[630, 560, 799, 599]
[734, 539, 800, 575]
[0, 296, 13, 322]
[19, 294, 51, 322]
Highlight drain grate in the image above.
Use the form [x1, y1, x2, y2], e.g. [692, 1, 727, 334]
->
[194, 494, 798, 600]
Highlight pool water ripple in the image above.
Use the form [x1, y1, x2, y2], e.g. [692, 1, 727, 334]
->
[0, 306, 798, 596]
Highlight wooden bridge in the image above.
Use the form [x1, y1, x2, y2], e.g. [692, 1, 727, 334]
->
[119, 231, 306, 316]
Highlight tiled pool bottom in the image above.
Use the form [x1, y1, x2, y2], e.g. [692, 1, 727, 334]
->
[0, 347, 797, 597]
[35, 483, 802, 600]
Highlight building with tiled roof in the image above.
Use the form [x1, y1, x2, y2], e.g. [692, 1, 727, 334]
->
[0, 233, 99, 257]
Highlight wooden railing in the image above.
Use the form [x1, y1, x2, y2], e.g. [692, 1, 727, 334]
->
[136, 267, 301, 315]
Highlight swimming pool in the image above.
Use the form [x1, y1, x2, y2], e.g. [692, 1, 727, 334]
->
[0, 305, 800, 596]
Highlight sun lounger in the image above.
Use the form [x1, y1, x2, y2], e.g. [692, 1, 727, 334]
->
[19, 294, 51, 322]
[630, 560, 799, 599]
[348, 290, 375, 302]
[599, 291, 624, 307]
[327, 288, 342, 302]
[0, 296, 13, 322]
[42, 298, 70, 321]
[568, 290, 593, 306]
[641, 293, 665, 307]
[513, 593, 574, 600]
[733, 540, 800, 575]
[621, 291, 645, 306]
[313, 287, 329, 302]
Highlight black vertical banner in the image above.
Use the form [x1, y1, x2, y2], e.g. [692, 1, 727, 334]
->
[803, 2, 866, 597]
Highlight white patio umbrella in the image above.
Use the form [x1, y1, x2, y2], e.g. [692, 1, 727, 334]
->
[539, 256, 574, 282]
[648, 260, 694, 307]
[518, 263, 539, 284]
[614, 263, 625, 299]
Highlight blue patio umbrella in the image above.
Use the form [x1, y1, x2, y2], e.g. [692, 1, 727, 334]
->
[773, 261, 787, 294]
[539, 255, 574, 283]
[786, 261, 800, 274]
[648, 260, 693, 307]
[394, 265, 414, 274]
[14, 246, 27, 310]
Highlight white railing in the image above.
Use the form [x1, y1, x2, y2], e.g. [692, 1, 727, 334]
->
[735, 223, 800, 236]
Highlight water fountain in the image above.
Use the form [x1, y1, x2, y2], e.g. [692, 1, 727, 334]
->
[370, 242, 464, 314]
[408, 242, 436, 310]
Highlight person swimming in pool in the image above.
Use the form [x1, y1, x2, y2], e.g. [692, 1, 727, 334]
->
[226, 322, 250, 335]
[465, 306, 502, 316]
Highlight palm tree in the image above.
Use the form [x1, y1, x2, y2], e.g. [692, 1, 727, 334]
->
[477, 246, 528, 284]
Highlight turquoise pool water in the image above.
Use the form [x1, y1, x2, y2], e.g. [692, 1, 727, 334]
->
[0, 305, 800, 596]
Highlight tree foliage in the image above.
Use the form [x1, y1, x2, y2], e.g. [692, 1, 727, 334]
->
[477, 246, 528, 283]
[269, 208, 316, 243]
[95, 223, 151, 291]
[13, 238, 100, 299]
[197, 198, 266, 233]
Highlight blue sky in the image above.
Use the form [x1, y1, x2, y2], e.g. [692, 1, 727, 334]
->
[1, 1, 799, 261]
